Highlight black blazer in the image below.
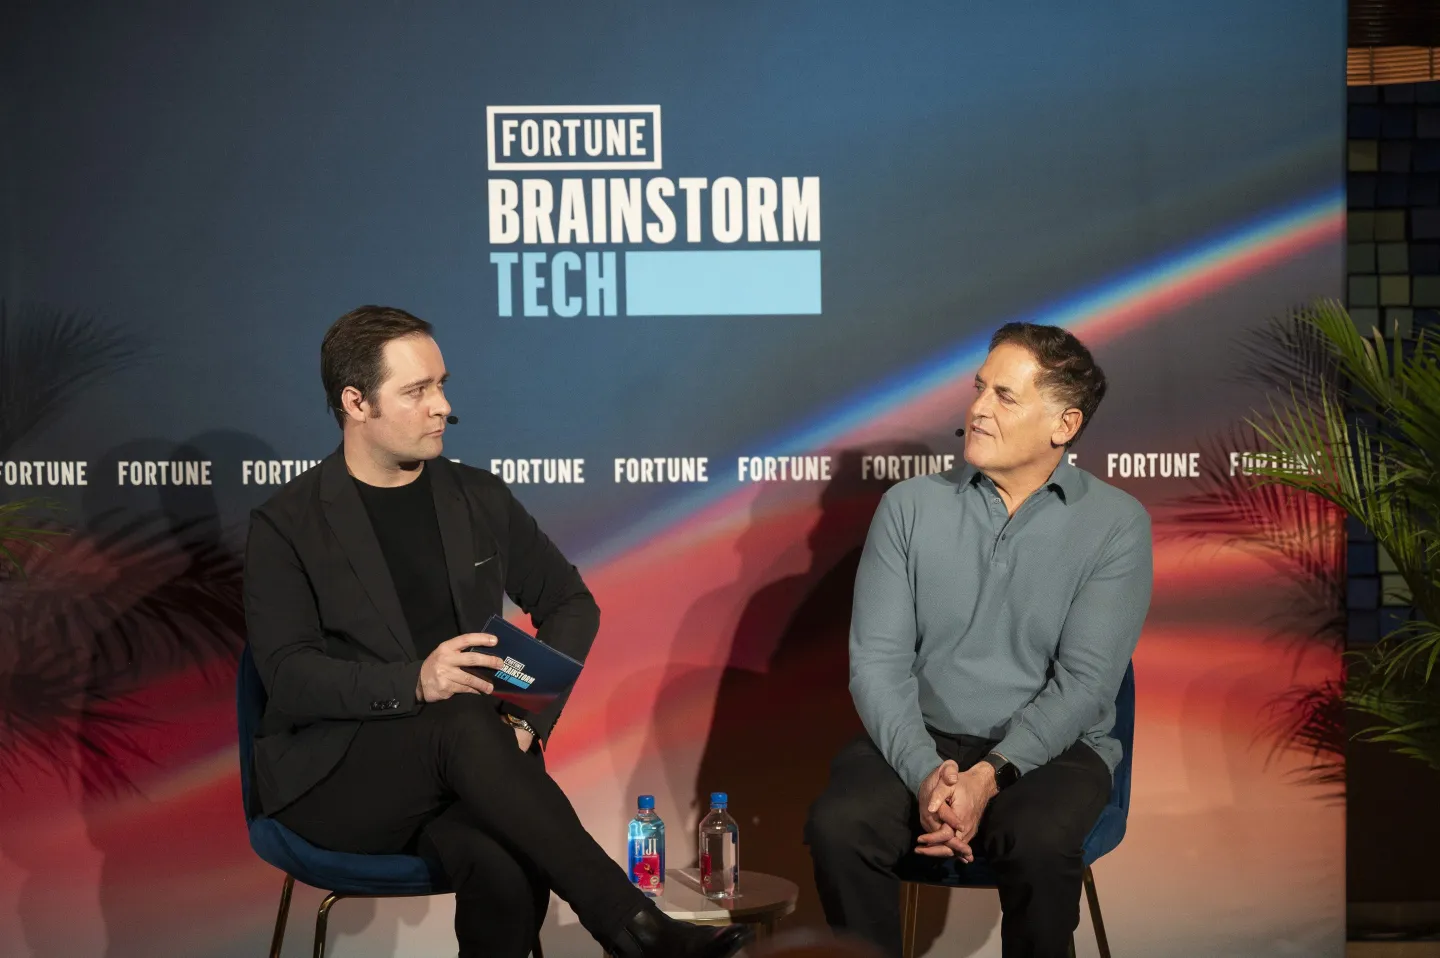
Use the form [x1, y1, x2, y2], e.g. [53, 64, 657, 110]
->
[243, 448, 600, 815]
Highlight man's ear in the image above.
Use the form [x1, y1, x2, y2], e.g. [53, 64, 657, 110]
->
[1052, 407, 1083, 447]
[340, 385, 368, 423]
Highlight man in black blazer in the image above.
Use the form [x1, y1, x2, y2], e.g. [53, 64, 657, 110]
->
[243, 305, 750, 958]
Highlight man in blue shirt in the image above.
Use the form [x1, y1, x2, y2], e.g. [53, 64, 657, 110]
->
[807, 323, 1152, 957]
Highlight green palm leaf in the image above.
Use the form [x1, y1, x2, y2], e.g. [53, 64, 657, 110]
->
[0, 498, 66, 576]
[1244, 299, 1440, 769]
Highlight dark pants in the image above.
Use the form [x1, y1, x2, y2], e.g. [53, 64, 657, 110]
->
[806, 732, 1111, 958]
[274, 695, 646, 958]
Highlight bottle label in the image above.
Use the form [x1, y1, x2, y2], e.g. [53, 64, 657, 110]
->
[630, 837, 662, 892]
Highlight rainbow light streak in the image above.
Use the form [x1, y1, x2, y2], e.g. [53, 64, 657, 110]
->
[581, 188, 1346, 569]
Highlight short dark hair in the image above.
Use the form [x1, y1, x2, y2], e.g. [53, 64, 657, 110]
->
[320, 306, 433, 428]
[988, 322, 1107, 446]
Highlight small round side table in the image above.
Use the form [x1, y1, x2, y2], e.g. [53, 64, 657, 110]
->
[605, 868, 799, 954]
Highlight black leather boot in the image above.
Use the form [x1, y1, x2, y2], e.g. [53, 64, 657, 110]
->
[605, 899, 753, 958]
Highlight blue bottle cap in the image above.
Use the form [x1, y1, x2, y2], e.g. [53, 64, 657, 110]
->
[637, 794, 655, 810]
[710, 792, 728, 806]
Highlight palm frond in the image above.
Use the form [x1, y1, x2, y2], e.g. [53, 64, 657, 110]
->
[0, 511, 245, 795]
[1347, 660, 1440, 772]
[0, 300, 143, 459]
[1231, 307, 1346, 400]
[0, 497, 67, 576]
[1242, 298, 1440, 769]
[1167, 313, 1350, 774]
[1261, 679, 1347, 800]
[1169, 427, 1346, 607]
[0, 634, 156, 796]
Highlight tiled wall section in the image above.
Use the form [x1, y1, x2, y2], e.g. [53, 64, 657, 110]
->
[1346, 81, 1430, 645]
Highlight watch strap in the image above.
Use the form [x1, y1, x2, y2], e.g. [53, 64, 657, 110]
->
[981, 752, 1019, 790]
[503, 713, 539, 737]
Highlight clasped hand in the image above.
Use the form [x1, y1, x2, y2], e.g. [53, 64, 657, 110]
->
[914, 760, 997, 861]
[415, 633, 534, 752]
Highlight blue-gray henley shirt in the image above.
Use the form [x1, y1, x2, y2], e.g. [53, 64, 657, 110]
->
[849, 459, 1153, 793]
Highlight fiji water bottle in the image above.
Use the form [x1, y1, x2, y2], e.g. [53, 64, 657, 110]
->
[698, 792, 739, 899]
[628, 795, 665, 896]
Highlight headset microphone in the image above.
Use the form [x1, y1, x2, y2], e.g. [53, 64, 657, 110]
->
[954, 427, 965, 437]
[446, 415, 459, 425]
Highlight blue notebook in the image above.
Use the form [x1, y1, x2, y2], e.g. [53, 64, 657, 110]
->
[464, 614, 584, 712]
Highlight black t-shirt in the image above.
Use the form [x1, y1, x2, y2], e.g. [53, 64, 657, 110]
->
[352, 466, 459, 660]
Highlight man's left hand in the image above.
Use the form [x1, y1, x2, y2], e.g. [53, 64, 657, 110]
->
[915, 763, 999, 858]
[514, 726, 535, 753]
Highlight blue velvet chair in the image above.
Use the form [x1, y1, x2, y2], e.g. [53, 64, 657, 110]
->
[898, 663, 1134, 958]
[237, 645, 545, 958]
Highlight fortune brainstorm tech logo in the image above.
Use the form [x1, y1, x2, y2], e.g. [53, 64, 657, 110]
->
[485, 105, 821, 318]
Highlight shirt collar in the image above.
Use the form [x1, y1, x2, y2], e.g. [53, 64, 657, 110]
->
[1046, 457, 1076, 501]
[960, 457, 1074, 503]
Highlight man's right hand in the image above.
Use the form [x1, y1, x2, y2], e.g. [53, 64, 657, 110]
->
[416, 633, 506, 703]
[915, 759, 973, 861]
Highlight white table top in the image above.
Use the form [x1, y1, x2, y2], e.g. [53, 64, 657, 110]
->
[653, 869, 799, 922]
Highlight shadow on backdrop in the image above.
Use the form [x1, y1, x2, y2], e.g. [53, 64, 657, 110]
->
[67, 432, 431, 958]
[0, 420, 298, 956]
[621, 444, 997, 953]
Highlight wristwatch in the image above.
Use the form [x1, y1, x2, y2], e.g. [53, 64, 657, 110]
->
[980, 752, 1020, 790]
[503, 713, 539, 738]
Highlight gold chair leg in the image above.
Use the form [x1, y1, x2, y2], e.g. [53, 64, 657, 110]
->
[314, 893, 344, 958]
[900, 882, 921, 958]
[269, 875, 295, 958]
[1082, 866, 1111, 958]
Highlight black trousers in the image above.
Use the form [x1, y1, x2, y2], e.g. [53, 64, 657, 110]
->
[806, 732, 1111, 958]
[274, 695, 646, 958]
